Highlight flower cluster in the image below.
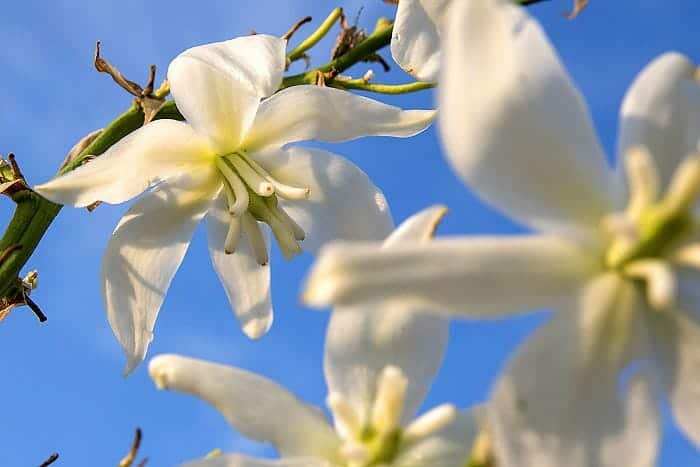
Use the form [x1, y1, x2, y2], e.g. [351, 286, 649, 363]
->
[21, 0, 699, 465]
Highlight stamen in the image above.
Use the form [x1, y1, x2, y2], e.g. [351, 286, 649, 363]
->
[670, 243, 700, 270]
[276, 206, 306, 241]
[228, 156, 275, 197]
[216, 159, 249, 216]
[241, 213, 269, 265]
[267, 210, 303, 260]
[624, 146, 660, 219]
[624, 259, 676, 310]
[224, 216, 242, 254]
[662, 154, 700, 214]
[402, 404, 457, 445]
[370, 366, 408, 433]
[327, 392, 363, 437]
[240, 154, 310, 200]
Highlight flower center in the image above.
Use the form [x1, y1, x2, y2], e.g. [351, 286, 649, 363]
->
[327, 366, 457, 467]
[602, 146, 700, 309]
[215, 152, 310, 265]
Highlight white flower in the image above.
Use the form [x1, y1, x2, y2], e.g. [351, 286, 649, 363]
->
[36, 34, 435, 374]
[391, 0, 451, 82]
[303, 1, 700, 466]
[149, 206, 479, 467]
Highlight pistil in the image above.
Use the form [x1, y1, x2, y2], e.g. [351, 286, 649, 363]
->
[215, 153, 311, 263]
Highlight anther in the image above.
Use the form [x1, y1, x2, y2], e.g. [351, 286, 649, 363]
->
[662, 154, 700, 215]
[671, 243, 700, 270]
[216, 159, 249, 216]
[402, 404, 457, 445]
[242, 213, 269, 265]
[224, 216, 242, 254]
[624, 146, 659, 219]
[228, 156, 275, 197]
[624, 259, 676, 310]
[240, 154, 310, 200]
[370, 366, 408, 433]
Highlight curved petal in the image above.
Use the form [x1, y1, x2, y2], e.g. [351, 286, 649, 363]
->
[252, 147, 394, 254]
[394, 408, 478, 467]
[617, 53, 700, 191]
[206, 191, 272, 339]
[490, 274, 659, 467]
[103, 170, 219, 375]
[324, 207, 449, 424]
[169, 35, 287, 153]
[391, 0, 450, 82]
[149, 354, 340, 459]
[35, 120, 214, 208]
[304, 235, 598, 317]
[440, 0, 616, 237]
[242, 86, 436, 152]
[648, 310, 700, 446]
[183, 455, 331, 467]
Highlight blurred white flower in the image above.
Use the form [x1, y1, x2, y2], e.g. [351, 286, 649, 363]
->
[149, 207, 479, 467]
[36, 34, 435, 374]
[390, 0, 451, 82]
[304, 1, 700, 465]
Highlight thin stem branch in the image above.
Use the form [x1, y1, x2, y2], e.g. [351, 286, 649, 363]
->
[329, 79, 435, 94]
[287, 8, 343, 63]
[281, 21, 393, 88]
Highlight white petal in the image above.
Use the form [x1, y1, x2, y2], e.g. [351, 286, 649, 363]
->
[252, 147, 394, 254]
[242, 86, 436, 152]
[103, 170, 219, 374]
[169, 35, 287, 154]
[35, 120, 214, 208]
[440, 0, 616, 237]
[648, 310, 700, 446]
[149, 354, 340, 459]
[206, 191, 272, 339]
[325, 207, 450, 424]
[391, 0, 451, 82]
[183, 455, 331, 467]
[383, 205, 448, 247]
[491, 275, 659, 467]
[617, 53, 700, 191]
[304, 235, 597, 316]
[394, 408, 478, 467]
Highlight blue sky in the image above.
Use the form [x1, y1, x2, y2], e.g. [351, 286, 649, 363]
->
[0, 0, 698, 465]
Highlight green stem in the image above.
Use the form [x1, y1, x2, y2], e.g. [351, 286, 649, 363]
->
[281, 22, 394, 88]
[329, 79, 435, 94]
[287, 7, 343, 63]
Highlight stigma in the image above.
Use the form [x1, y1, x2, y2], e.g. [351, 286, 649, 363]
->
[327, 366, 457, 466]
[603, 145, 700, 310]
[215, 152, 310, 264]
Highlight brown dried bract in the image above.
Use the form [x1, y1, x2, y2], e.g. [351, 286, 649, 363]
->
[566, 0, 589, 19]
[94, 42, 167, 124]
[331, 9, 390, 72]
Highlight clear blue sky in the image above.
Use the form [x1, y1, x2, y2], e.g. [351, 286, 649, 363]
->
[0, 0, 697, 465]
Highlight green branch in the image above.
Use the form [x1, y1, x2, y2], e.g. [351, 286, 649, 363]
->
[280, 21, 394, 88]
[329, 79, 435, 94]
[287, 7, 343, 63]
